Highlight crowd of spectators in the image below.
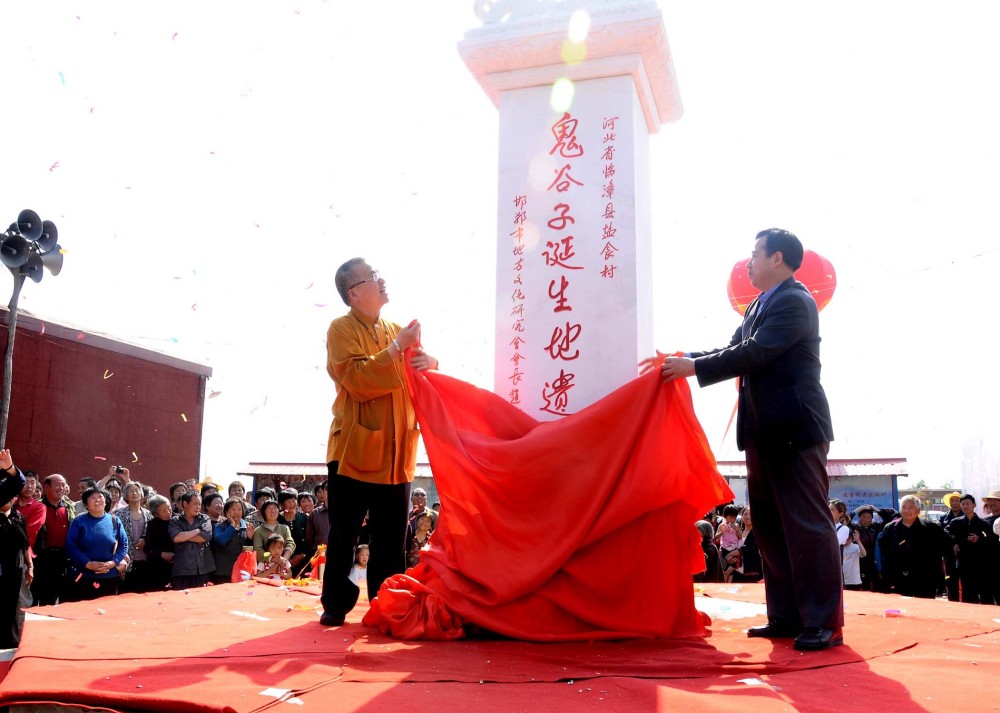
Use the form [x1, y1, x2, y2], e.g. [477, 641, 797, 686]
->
[5, 450, 998, 650]
[695, 491, 1000, 604]
[1, 456, 446, 649]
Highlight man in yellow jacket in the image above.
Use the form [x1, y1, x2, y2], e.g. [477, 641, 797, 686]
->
[320, 258, 438, 626]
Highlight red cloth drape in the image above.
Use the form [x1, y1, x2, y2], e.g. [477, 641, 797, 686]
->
[363, 366, 734, 641]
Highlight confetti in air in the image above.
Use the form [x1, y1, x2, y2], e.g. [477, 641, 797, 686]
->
[103, 370, 113, 379]
[49, 161, 60, 171]
[94, 456, 107, 461]
[208, 390, 221, 399]
[131, 451, 139, 462]
[181, 414, 188, 422]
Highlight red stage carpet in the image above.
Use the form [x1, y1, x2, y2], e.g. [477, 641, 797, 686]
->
[1, 582, 998, 712]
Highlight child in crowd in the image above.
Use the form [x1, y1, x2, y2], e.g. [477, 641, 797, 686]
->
[258, 534, 292, 580]
[349, 544, 369, 588]
[715, 504, 742, 560]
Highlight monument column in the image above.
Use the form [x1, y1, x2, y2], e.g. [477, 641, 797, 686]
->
[460, 0, 682, 419]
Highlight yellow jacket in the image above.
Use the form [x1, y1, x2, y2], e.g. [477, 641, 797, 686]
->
[325, 309, 418, 485]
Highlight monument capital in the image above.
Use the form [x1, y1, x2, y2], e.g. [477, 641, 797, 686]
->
[462, 0, 681, 131]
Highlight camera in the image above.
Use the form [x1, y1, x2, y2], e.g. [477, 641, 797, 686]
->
[114, 465, 123, 474]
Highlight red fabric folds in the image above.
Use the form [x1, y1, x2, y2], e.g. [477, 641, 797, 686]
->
[363, 367, 734, 642]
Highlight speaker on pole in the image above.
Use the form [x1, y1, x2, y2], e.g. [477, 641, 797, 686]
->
[0, 234, 31, 268]
[16, 209, 43, 242]
[20, 253, 44, 283]
[37, 220, 59, 253]
[40, 247, 64, 276]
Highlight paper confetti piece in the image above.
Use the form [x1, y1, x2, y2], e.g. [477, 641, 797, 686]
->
[305, 283, 313, 289]
[181, 413, 188, 422]
[40, 323, 45, 335]
[171, 32, 179, 40]
[258, 689, 303, 705]
[230, 610, 270, 622]
[59, 248, 68, 254]
[314, 303, 327, 308]
[103, 370, 113, 379]
[93, 456, 107, 461]
[208, 390, 221, 399]
[190, 303, 197, 311]
[76, 333, 85, 340]
[58, 72, 65, 85]
[50, 161, 60, 171]
[131, 451, 139, 462]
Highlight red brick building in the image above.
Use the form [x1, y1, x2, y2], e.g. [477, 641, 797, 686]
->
[1, 309, 212, 495]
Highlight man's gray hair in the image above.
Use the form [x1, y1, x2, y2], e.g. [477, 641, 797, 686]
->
[335, 258, 366, 306]
[899, 494, 922, 511]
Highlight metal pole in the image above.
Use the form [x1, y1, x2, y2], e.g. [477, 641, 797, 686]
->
[0, 272, 26, 448]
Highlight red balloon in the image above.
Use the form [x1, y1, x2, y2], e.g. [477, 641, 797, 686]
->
[727, 250, 837, 316]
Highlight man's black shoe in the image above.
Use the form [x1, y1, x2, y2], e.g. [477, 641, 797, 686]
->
[318, 612, 346, 627]
[746, 622, 800, 639]
[793, 627, 843, 651]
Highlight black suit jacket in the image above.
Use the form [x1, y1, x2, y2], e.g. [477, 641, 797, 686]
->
[691, 278, 833, 452]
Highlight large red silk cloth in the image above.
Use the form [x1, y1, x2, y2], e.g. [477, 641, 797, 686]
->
[362, 366, 734, 642]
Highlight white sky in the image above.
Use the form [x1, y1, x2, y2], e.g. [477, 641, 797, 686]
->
[2, 1, 998, 490]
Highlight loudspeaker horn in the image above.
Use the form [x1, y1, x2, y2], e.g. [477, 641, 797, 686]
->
[20, 253, 44, 283]
[41, 246, 64, 276]
[0, 234, 31, 268]
[37, 220, 59, 253]
[16, 209, 43, 242]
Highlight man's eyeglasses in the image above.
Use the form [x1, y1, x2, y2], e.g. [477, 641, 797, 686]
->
[348, 270, 380, 291]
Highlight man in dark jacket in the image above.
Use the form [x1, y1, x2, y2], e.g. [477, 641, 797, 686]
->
[877, 495, 950, 598]
[656, 229, 841, 651]
[944, 494, 994, 604]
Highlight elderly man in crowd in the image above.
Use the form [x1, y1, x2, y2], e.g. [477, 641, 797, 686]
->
[877, 495, 950, 599]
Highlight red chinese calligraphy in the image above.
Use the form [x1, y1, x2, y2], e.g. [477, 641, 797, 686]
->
[547, 203, 576, 230]
[540, 369, 575, 416]
[548, 275, 572, 312]
[548, 164, 584, 193]
[545, 322, 582, 360]
[549, 112, 584, 158]
[542, 236, 583, 271]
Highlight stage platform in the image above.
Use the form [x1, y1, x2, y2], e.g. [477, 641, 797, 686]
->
[0, 581, 997, 713]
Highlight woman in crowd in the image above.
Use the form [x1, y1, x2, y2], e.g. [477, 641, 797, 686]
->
[105, 479, 125, 514]
[842, 527, 866, 590]
[168, 490, 215, 590]
[65, 487, 128, 600]
[142, 495, 175, 591]
[116, 481, 153, 593]
[693, 520, 723, 583]
[735, 505, 762, 583]
[228, 480, 256, 519]
[251, 499, 293, 567]
[211, 497, 253, 585]
[249, 487, 276, 527]
[406, 511, 433, 568]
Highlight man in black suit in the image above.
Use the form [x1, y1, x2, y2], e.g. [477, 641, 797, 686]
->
[656, 228, 841, 651]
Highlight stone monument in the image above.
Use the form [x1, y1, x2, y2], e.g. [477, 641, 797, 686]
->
[461, 0, 682, 418]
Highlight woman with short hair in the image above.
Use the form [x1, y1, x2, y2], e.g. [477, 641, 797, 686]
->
[168, 491, 214, 590]
[116, 481, 153, 593]
[65, 487, 129, 600]
[142, 495, 175, 591]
